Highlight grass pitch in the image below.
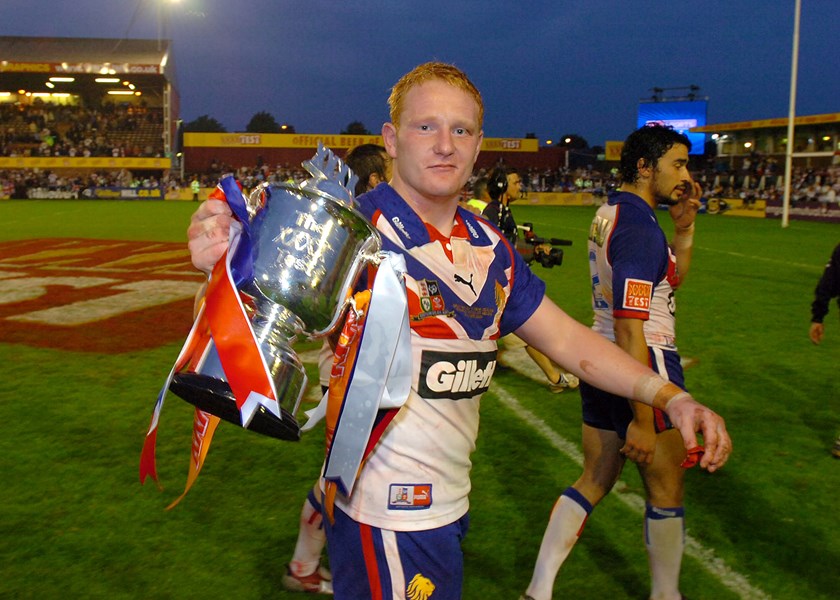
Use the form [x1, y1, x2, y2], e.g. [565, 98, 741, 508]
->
[0, 199, 838, 599]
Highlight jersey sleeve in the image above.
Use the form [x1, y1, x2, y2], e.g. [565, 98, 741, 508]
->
[499, 242, 546, 335]
[608, 206, 666, 321]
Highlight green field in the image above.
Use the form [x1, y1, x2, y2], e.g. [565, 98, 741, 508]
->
[1, 200, 838, 599]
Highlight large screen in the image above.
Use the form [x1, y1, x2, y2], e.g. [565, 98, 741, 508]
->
[637, 100, 707, 155]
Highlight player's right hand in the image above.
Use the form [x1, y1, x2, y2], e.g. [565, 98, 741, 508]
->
[665, 394, 732, 472]
[187, 199, 235, 274]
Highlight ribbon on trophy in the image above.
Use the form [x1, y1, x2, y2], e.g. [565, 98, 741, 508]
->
[140, 176, 277, 505]
[301, 251, 412, 521]
[139, 296, 218, 492]
[140, 146, 396, 511]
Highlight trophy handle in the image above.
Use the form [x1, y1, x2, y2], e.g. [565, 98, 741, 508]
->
[246, 181, 270, 219]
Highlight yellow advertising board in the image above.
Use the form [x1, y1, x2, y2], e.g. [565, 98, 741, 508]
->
[0, 156, 172, 169]
[691, 112, 840, 133]
[605, 141, 623, 162]
[184, 132, 539, 152]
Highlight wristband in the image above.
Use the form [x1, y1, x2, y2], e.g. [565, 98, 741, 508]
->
[663, 391, 692, 412]
[633, 374, 692, 411]
[632, 373, 668, 408]
[673, 224, 694, 250]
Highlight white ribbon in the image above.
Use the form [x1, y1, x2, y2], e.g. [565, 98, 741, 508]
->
[315, 251, 412, 496]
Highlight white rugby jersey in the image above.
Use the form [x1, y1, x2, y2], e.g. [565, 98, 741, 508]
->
[587, 191, 680, 350]
[332, 183, 545, 531]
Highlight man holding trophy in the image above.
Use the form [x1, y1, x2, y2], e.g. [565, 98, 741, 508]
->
[184, 62, 731, 598]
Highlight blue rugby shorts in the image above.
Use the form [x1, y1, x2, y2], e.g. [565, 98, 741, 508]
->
[323, 504, 469, 600]
[580, 346, 686, 439]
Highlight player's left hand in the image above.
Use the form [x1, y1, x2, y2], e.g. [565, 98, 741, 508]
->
[621, 419, 657, 465]
[669, 180, 702, 230]
[664, 394, 732, 472]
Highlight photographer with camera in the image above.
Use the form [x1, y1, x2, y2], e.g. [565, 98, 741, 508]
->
[482, 167, 579, 393]
[483, 167, 570, 270]
[517, 222, 572, 269]
[482, 167, 520, 246]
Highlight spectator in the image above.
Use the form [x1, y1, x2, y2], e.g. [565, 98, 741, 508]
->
[808, 242, 840, 458]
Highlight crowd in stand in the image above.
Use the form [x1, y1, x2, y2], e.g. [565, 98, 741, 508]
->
[701, 160, 840, 210]
[482, 162, 840, 209]
[194, 159, 312, 190]
[2, 159, 838, 206]
[0, 167, 167, 199]
[0, 99, 164, 159]
[1, 100, 837, 208]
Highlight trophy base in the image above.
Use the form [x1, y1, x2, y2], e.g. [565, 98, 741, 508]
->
[170, 373, 301, 441]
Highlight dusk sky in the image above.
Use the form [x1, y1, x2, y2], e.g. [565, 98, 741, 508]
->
[2, 0, 838, 146]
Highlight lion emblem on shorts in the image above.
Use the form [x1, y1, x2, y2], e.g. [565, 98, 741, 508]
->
[406, 573, 436, 599]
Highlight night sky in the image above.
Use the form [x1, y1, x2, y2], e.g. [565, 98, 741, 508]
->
[2, 0, 838, 146]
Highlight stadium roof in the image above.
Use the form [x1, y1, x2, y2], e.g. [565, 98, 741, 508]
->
[692, 112, 840, 133]
[0, 35, 176, 87]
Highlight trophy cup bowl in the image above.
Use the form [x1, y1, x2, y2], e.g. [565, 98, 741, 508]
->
[170, 148, 381, 441]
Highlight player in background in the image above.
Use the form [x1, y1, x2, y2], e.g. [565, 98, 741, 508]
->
[808, 241, 840, 458]
[465, 175, 490, 214]
[523, 124, 707, 600]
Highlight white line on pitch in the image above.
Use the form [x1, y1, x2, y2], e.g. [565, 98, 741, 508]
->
[698, 247, 822, 271]
[491, 384, 771, 600]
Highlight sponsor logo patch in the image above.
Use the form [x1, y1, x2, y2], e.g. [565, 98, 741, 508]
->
[622, 278, 653, 310]
[418, 349, 497, 400]
[388, 484, 432, 510]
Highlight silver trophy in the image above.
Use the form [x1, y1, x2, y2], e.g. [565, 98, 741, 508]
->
[170, 145, 382, 441]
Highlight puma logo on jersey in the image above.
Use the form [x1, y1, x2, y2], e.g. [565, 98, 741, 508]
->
[388, 484, 432, 510]
[454, 272, 476, 296]
[419, 350, 497, 399]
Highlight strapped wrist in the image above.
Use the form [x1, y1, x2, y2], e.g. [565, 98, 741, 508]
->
[633, 373, 692, 411]
[673, 223, 694, 250]
[663, 391, 692, 412]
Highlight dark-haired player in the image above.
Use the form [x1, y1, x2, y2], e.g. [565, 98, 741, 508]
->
[524, 124, 706, 600]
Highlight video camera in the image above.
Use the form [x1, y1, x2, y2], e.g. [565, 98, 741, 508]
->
[516, 222, 572, 269]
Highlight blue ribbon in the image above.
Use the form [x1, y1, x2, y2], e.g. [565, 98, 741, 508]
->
[218, 175, 254, 287]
